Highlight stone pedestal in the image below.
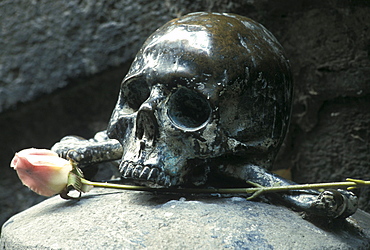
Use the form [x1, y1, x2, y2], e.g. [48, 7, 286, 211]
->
[1, 188, 370, 249]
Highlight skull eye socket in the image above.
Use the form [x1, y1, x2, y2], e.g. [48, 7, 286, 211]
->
[121, 78, 150, 112]
[167, 88, 212, 131]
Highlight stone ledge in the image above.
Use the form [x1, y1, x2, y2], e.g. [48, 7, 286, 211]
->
[1, 188, 370, 249]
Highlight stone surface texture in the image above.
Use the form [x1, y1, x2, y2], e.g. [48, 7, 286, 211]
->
[0, 0, 369, 237]
[1, 188, 370, 249]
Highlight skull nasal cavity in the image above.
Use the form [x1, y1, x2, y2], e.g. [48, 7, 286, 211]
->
[136, 109, 158, 141]
[167, 88, 212, 130]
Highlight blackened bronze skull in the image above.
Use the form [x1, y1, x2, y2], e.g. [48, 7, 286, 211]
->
[107, 12, 292, 187]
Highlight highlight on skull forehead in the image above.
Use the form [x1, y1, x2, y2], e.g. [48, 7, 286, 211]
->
[147, 25, 212, 56]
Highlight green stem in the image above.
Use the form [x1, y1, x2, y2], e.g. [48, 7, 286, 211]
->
[81, 179, 157, 192]
[80, 178, 370, 197]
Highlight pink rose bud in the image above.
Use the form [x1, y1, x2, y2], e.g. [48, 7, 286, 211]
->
[10, 148, 73, 197]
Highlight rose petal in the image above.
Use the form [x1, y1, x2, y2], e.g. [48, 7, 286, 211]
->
[11, 148, 73, 197]
[16, 148, 59, 157]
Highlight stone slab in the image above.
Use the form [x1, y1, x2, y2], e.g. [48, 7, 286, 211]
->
[1, 188, 370, 249]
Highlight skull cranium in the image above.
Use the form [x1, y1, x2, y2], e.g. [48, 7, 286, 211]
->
[107, 12, 292, 187]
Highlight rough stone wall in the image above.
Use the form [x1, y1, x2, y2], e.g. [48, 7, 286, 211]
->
[0, 0, 173, 112]
[269, 2, 370, 211]
[1, 0, 369, 229]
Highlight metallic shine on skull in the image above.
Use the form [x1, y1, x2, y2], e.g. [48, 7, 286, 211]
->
[107, 12, 292, 187]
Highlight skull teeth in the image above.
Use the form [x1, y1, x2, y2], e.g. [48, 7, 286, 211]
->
[119, 161, 174, 187]
[122, 162, 134, 178]
[147, 167, 159, 181]
[132, 164, 143, 178]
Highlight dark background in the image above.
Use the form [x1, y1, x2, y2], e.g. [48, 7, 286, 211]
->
[1, 0, 369, 230]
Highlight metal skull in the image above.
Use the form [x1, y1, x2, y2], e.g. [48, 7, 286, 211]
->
[107, 12, 292, 187]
